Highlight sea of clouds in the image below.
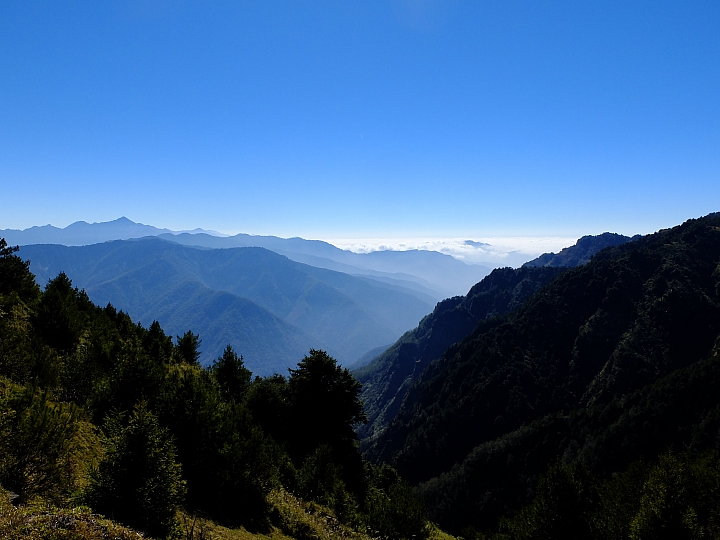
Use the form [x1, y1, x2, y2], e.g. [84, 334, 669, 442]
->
[328, 236, 577, 268]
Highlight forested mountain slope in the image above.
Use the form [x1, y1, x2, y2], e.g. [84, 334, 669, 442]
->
[355, 266, 566, 444]
[356, 232, 637, 447]
[21, 238, 434, 372]
[419, 338, 720, 535]
[523, 231, 636, 267]
[366, 213, 720, 532]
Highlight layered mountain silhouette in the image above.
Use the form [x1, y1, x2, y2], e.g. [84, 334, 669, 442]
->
[0, 216, 223, 246]
[20, 238, 435, 374]
[155, 232, 493, 298]
[2, 218, 491, 298]
[359, 213, 720, 532]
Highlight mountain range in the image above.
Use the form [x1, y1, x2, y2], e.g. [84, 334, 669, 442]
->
[0, 216, 224, 246]
[7, 212, 720, 536]
[19, 238, 436, 374]
[3, 218, 492, 298]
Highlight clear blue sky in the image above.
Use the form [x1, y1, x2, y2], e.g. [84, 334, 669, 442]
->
[1, 1, 719, 239]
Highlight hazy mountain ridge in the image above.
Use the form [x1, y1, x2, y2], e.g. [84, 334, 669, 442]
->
[363, 213, 720, 532]
[161, 232, 491, 298]
[0, 216, 223, 246]
[20, 238, 434, 373]
[1, 218, 491, 298]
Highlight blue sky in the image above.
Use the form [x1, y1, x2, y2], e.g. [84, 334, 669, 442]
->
[1, 1, 719, 240]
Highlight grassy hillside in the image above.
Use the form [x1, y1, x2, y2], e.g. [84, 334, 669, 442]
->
[1, 486, 417, 540]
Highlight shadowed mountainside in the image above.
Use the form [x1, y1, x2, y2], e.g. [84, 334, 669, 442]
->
[523, 231, 637, 268]
[365, 213, 720, 532]
[355, 231, 637, 449]
[355, 266, 567, 445]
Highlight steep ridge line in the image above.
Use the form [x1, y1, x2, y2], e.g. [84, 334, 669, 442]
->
[365, 213, 720, 532]
[355, 266, 567, 445]
[355, 230, 641, 449]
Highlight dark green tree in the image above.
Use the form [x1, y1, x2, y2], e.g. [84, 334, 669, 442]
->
[143, 320, 173, 364]
[0, 239, 40, 304]
[88, 336, 166, 421]
[175, 330, 202, 365]
[287, 350, 366, 494]
[211, 345, 252, 403]
[245, 373, 290, 446]
[288, 350, 366, 456]
[85, 401, 185, 538]
[33, 272, 91, 355]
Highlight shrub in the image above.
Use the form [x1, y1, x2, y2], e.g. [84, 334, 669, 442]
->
[85, 401, 185, 538]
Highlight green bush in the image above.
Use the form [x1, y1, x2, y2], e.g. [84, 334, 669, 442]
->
[297, 444, 361, 525]
[629, 453, 720, 540]
[85, 401, 185, 538]
[496, 462, 597, 540]
[0, 383, 89, 504]
[365, 482, 428, 540]
[365, 464, 428, 540]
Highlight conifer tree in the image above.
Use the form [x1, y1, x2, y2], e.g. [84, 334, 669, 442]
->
[85, 401, 185, 538]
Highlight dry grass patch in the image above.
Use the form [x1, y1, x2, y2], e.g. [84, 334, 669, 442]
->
[0, 496, 144, 540]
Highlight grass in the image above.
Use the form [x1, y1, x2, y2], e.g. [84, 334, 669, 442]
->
[0, 493, 144, 539]
[1, 487, 455, 540]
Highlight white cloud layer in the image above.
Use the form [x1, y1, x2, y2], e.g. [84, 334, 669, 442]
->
[326, 236, 578, 268]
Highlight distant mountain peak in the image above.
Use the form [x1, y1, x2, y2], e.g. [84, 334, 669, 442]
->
[0, 218, 222, 247]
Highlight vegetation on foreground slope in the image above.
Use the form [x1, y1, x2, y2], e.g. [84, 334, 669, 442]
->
[0, 237, 429, 539]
